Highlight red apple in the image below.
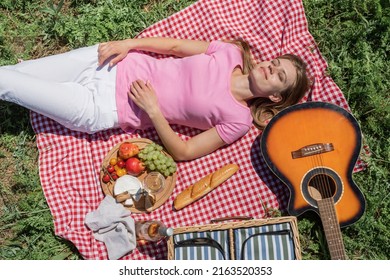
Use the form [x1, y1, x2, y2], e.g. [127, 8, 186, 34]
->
[118, 142, 139, 159]
[125, 157, 145, 176]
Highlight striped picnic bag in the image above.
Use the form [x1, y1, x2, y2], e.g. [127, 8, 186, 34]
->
[167, 216, 301, 260]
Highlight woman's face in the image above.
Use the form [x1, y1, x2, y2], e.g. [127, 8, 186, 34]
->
[249, 58, 297, 101]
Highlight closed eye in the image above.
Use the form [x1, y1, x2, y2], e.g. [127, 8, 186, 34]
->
[272, 59, 286, 83]
[272, 59, 281, 66]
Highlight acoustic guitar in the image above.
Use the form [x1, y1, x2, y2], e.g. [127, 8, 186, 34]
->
[260, 102, 366, 260]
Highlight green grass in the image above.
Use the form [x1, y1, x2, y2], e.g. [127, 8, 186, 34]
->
[0, 0, 389, 260]
[300, 0, 390, 260]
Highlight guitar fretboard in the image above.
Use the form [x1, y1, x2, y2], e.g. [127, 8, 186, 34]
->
[317, 198, 347, 260]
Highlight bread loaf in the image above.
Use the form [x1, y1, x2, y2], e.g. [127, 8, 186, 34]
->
[173, 164, 239, 210]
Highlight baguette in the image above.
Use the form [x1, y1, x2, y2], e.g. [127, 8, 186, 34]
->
[173, 164, 239, 210]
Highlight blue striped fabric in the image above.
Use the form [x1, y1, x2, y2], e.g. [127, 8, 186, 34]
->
[173, 230, 229, 260]
[233, 222, 296, 260]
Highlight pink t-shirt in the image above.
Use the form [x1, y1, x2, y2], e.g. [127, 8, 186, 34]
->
[115, 41, 253, 144]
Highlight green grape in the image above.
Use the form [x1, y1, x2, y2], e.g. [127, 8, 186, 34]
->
[169, 166, 176, 174]
[139, 143, 177, 176]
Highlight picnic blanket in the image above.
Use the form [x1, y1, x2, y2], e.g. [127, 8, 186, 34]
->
[30, 0, 367, 260]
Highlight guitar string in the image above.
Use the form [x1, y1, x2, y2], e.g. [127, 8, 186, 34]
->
[314, 153, 345, 259]
[313, 153, 330, 200]
[310, 153, 333, 255]
[325, 192, 345, 259]
[301, 127, 328, 201]
[320, 153, 333, 199]
[298, 109, 346, 259]
[315, 152, 335, 254]
[301, 121, 344, 257]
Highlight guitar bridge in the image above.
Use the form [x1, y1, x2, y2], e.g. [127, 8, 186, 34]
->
[291, 143, 334, 159]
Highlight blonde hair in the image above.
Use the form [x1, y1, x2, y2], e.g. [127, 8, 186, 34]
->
[228, 40, 310, 130]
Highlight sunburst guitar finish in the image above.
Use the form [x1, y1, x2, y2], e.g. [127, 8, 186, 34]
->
[260, 102, 366, 260]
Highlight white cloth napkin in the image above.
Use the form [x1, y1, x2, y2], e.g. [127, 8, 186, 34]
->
[85, 196, 136, 260]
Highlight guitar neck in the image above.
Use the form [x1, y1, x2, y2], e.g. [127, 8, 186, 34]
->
[317, 198, 347, 260]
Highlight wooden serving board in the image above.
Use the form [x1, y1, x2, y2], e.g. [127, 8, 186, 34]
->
[100, 138, 177, 213]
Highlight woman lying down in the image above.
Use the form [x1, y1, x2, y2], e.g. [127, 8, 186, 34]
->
[0, 37, 310, 161]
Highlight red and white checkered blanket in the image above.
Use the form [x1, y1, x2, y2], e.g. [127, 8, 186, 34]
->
[30, 0, 366, 260]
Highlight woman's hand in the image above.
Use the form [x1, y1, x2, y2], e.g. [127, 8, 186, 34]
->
[128, 79, 226, 161]
[98, 39, 133, 67]
[128, 80, 160, 117]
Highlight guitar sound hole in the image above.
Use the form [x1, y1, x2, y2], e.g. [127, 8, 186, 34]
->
[308, 174, 336, 200]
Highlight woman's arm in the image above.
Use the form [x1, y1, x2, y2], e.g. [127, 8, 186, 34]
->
[129, 80, 226, 161]
[98, 37, 210, 67]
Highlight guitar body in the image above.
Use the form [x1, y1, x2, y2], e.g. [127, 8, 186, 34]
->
[261, 102, 365, 228]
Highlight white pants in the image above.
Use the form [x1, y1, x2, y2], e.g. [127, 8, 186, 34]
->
[0, 44, 119, 133]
